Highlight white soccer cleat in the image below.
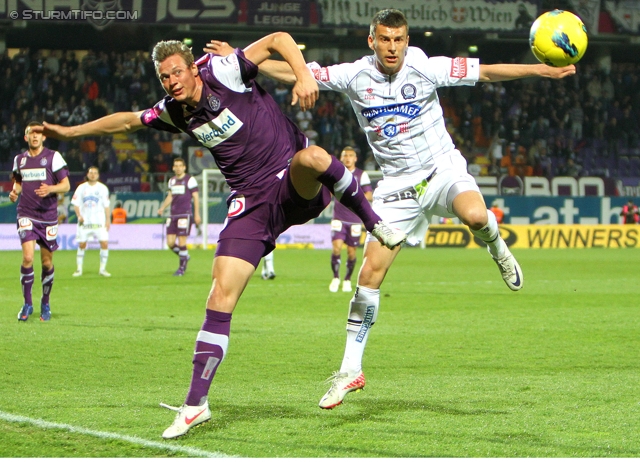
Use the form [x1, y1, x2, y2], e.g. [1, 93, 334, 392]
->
[72, 270, 82, 277]
[160, 401, 211, 439]
[319, 370, 365, 409]
[329, 278, 340, 293]
[342, 280, 352, 292]
[371, 221, 407, 250]
[493, 249, 523, 291]
[99, 270, 111, 277]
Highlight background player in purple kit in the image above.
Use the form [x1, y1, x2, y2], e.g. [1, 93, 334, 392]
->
[38, 32, 406, 439]
[157, 157, 201, 276]
[9, 121, 70, 322]
[329, 146, 372, 293]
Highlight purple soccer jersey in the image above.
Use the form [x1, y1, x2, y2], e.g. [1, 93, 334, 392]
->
[168, 174, 198, 216]
[332, 167, 372, 223]
[141, 49, 306, 195]
[13, 148, 69, 223]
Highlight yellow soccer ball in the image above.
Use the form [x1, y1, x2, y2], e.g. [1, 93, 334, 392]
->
[529, 10, 588, 67]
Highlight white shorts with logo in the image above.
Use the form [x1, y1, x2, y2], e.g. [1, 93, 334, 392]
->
[368, 152, 480, 247]
[76, 223, 109, 243]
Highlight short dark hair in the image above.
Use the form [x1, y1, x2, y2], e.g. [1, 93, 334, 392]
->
[24, 120, 42, 136]
[370, 9, 409, 38]
[173, 157, 186, 166]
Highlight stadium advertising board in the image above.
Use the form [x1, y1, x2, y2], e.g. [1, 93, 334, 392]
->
[247, 1, 310, 27]
[0, 222, 333, 250]
[426, 224, 640, 249]
[0, 193, 637, 225]
[319, 0, 538, 30]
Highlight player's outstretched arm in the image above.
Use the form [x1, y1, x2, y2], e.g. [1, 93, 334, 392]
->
[244, 32, 317, 110]
[204, 40, 297, 84]
[479, 63, 576, 82]
[39, 111, 146, 141]
[205, 34, 315, 109]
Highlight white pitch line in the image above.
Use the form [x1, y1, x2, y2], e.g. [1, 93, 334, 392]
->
[0, 410, 234, 458]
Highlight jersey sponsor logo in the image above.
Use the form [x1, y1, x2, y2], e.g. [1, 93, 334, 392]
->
[361, 103, 421, 122]
[311, 67, 330, 82]
[193, 108, 243, 148]
[228, 195, 245, 218]
[18, 218, 33, 230]
[20, 168, 47, 182]
[171, 184, 186, 195]
[450, 57, 468, 78]
[401, 84, 417, 100]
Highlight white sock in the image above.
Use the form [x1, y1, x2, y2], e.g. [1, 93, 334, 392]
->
[470, 209, 507, 258]
[264, 252, 274, 273]
[99, 249, 109, 271]
[340, 286, 379, 374]
[76, 248, 85, 271]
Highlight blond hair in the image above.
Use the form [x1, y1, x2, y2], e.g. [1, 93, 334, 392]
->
[152, 40, 194, 77]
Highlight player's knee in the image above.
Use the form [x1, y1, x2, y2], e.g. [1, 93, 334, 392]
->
[461, 207, 488, 230]
[298, 145, 329, 170]
[22, 255, 34, 267]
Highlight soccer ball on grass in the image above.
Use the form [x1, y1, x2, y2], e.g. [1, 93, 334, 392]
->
[529, 10, 588, 67]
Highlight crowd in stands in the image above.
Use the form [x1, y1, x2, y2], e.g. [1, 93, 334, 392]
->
[1, 46, 640, 181]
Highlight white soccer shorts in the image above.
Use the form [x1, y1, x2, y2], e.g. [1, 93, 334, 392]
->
[369, 153, 480, 247]
[76, 224, 109, 243]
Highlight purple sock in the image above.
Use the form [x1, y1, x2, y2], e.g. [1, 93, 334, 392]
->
[331, 254, 341, 278]
[41, 266, 54, 305]
[185, 310, 232, 406]
[345, 257, 356, 281]
[21, 266, 34, 306]
[317, 157, 380, 231]
[178, 246, 188, 269]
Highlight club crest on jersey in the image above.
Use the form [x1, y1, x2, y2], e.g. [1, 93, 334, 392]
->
[401, 84, 416, 100]
[40, 157, 48, 166]
[207, 94, 221, 112]
[228, 195, 246, 218]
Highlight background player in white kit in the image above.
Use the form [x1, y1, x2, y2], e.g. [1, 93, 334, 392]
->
[71, 166, 111, 277]
[206, 8, 577, 408]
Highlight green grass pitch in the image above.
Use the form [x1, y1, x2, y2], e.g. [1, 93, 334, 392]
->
[0, 247, 638, 457]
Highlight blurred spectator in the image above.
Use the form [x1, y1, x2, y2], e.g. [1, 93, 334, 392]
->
[82, 75, 99, 101]
[67, 98, 91, 125]
[66, 148, 84, 172]
[568, 100, 584, 141]
[467, 156, 482, 177]
[112, 201, 127, 224]
[490, 200, 504, 224]
[604, 117, 624, 159]
[57, 194, 68, 224]
[620, 200, 639, 224]
[121, 152, 144, 174]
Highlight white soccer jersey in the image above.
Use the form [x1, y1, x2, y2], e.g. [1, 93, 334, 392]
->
[71, 181, 110, 226]
[309, 47, 480, 178]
